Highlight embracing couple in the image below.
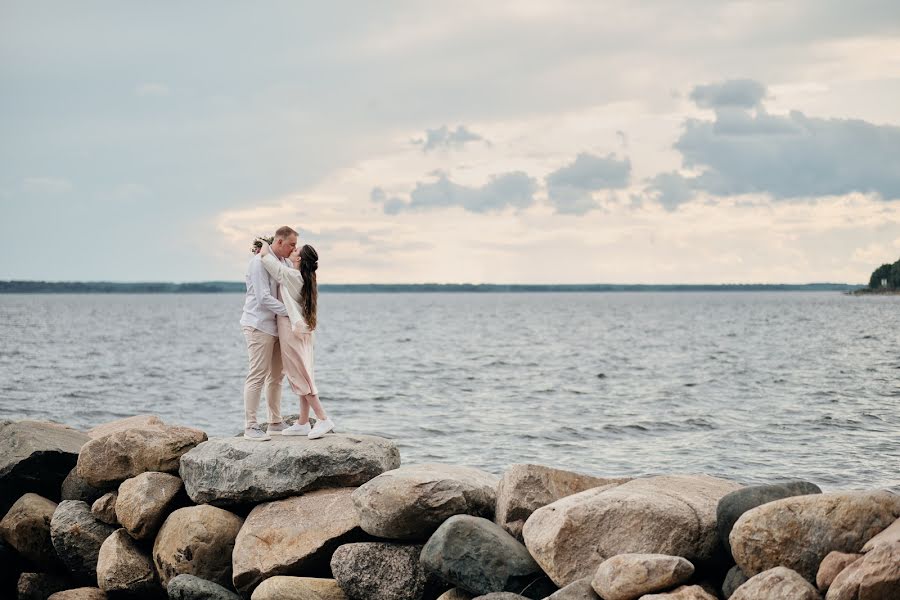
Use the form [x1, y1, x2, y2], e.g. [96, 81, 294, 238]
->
[239, 225, 334, 441]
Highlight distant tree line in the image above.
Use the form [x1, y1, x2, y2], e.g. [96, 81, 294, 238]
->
[868, 258, 900, 289]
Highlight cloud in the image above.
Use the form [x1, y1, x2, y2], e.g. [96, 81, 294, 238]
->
[689, 79, 766, 109]
[647, 172, 695, 211]
[415, 125, 486, 152]
[666, 79, 900, 202]
[373, 171, 537, 214]
[545, 152, 631, 215]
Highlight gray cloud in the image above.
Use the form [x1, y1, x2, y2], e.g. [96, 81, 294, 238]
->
[647, 172, 694, 211]
[545, 152, 631, 214]
[689, 79, 766, 109]
[416, 125, 486, 152]
[373, 171, 537, 214]
[674, 80, 900, 200]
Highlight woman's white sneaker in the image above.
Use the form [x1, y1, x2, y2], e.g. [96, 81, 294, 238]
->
[282, 422, 311, 436]
[308, 418, 334, 439]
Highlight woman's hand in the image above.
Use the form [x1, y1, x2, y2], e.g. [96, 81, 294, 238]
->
[258, 240, 270, 257]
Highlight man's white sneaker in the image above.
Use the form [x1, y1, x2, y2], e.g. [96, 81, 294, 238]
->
[308, 418, 334, 439]
[243, 425, 271, 441]
[281, 422, 311, 436]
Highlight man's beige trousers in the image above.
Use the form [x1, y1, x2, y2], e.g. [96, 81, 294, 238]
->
[242, 326, 283, 427]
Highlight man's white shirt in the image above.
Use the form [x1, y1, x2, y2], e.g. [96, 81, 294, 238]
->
[240, 254, 291, 336]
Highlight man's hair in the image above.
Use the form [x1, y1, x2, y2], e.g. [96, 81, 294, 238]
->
[274, 226, 298, 239]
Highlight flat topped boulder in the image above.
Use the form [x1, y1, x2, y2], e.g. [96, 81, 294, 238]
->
[179, 434, 401, 507]
[0, 420, 90, 513]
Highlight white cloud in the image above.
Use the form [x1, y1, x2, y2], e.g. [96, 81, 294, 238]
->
[22, 177, 73, 194]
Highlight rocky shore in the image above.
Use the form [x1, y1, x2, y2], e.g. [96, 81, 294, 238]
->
[1, 415, 898, 600]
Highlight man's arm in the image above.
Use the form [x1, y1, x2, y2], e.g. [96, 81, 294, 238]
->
[249, 258, 287, 316]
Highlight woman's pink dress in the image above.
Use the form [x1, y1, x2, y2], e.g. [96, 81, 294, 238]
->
[276, 313, 318, 396]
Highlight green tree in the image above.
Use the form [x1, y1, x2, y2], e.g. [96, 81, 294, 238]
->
[890, 259, 900, 289]
[869, 263, 893, 289]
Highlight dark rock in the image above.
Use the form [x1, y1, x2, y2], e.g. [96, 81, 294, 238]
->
[167, 574, 240, 600]
[0, 493, 59, 570]
[61, 469, 109, 505]
[0, 539, 28, 600]
[17, 572, 76, 600]
[716, 480, 821, 556]
[722, 565, 749, 599]
[420, 515, 554, 599]
[0, 420, 89, 515]
[179, 434, 399, 507]
[49, 500, 117, 582]
[330, 542, 448, 600]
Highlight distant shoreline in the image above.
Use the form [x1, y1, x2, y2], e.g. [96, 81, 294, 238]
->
[0, 281, 865, 294]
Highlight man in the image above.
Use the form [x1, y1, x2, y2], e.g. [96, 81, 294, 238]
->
[240, 225, 298, 441]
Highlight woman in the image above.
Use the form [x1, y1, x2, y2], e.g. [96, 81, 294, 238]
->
[258, 240, 335, 439]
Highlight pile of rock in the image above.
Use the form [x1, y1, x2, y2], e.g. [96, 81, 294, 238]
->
[1, 415, 898, 600]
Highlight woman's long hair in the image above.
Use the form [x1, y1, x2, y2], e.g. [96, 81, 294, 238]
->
[299, 244, 318, 330]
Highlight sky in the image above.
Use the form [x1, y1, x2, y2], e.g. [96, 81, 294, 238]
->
[2, 1, 900, 284]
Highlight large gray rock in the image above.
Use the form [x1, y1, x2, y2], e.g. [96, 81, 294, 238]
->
[0, 493, 59, 569]
[472, 595, 529, 599]
[153, 505, 243, 589]
[494, 464, 627, 541]
[50, 500, 117, 582]
[330, 542, 446, 600]
[249, 576, 347, 600]
[17, 572, 75, 600]
[546, 577, 599, 600]
[76, 425, 206, 488]
[522, 474, 741, 587]
[420, 515, 554, 599]
[96, 528, 160, 597]
[87, 415, 167, 439]
[351, 463, 499, 540]
[61, 468, 108, 505]
[90, 492, 118, 526]
[232, 488, 367, 596]
[729, 491, 900, 583]
[180, 434, 399, 507]
[167, 574, 241, 600]
[590, 553, 694, 600]
[116, 471, 183, 540]
[826, 542, 900, 600]
[0, 420, 89, 514]
[730, 566, 821, 600]
[716, 480, 821, 556]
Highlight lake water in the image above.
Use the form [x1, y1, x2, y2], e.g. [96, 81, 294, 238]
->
[1, 292, 898, 491]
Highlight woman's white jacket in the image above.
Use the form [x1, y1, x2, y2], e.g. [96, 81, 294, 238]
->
[261, 253, 312, 335]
